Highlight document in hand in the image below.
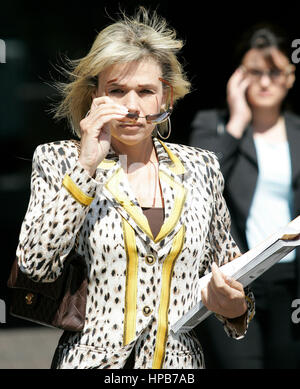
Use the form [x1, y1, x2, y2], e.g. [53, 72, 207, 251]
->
[171, 216, 300, 334]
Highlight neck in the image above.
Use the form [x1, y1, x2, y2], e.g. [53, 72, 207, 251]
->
[251, 106, 282, 133]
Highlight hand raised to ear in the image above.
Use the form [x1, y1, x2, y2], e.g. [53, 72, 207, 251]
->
[226, 66, 252, 139]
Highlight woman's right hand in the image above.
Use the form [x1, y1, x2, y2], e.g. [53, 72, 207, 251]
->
[78, 96, 128, 177]
[226, 67, 252, 139]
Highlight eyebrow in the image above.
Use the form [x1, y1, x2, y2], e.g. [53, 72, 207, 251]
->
[107, 78, 118, 85]
[106, 79, 158, 89]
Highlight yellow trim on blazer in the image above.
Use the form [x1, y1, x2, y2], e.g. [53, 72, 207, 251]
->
[62, 174, 94, 206]
[158, 140, 185, 175]
[152, 225, 185, 369]
[105, 168, 187, 243]
[97, 159, 117, 170]
[106, 168, 154, 239]
[122, 218, 139, 346]
[155, 171, 187, 242]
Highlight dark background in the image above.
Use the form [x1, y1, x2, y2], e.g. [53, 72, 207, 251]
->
[1, 0, 300, 327]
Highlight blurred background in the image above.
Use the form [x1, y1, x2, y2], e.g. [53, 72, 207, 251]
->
[0, 0, 299, 368]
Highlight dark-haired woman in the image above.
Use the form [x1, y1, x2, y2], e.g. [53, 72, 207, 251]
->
[189, 25, 300, 368]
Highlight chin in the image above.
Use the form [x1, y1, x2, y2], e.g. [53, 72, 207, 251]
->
[250, 98, 281, 109]
[112, 126, 154, 146]
[112, 133, 149, 147]
[248, 92, 285, 108]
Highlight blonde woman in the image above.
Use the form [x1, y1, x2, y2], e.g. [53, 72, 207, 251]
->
[16, 8, 254, 369]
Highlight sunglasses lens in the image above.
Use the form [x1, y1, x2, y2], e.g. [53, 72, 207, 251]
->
[146, 111, 170, 124]
[126, 112, 139, 120]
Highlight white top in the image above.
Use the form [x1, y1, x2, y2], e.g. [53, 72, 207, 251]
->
[246, 138, 295, 262]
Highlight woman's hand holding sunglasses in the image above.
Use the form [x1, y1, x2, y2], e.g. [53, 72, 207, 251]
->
[79, 96, 128, 177]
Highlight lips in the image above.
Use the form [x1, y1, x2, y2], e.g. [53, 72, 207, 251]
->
[258, 91, 273, 97]
[118, 122, 144, 132]
[118, 118, 143, 126]
[119, 123, 142, 127]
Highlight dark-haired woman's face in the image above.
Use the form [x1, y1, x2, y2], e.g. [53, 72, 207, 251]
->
[242, 48, 295, 110]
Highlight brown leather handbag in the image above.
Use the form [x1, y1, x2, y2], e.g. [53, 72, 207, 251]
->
[7, 250, 87, 332]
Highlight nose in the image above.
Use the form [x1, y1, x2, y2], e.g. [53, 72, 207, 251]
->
[123, 90, 140, 116]
[260, 73, 272, 87]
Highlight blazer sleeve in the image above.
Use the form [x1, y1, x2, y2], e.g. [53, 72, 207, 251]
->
[201, 154, 255, 338]
[189, 109, 242, 178]
[16, 143, 98, 282]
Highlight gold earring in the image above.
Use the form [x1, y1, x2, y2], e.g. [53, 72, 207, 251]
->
[156, 117, 171, 140]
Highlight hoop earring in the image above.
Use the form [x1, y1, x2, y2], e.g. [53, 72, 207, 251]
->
[156, 117, 171, 140]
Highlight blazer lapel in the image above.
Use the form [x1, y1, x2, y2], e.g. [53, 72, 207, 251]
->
[239, 126, 258, 167]
[104, 166, 155, 239]
[96, 152, 155, 246]
[152, 139, 187, 246]
[95, 138, 188, 252]
[285, 112, 300, 185]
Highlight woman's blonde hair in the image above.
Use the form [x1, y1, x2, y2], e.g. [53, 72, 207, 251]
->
[52, 7, 191, 137]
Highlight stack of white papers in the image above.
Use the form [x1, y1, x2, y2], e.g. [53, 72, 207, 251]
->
[171, 216, 300, 334]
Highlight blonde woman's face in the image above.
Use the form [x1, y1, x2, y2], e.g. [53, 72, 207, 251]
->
[95, 58, 165, 147]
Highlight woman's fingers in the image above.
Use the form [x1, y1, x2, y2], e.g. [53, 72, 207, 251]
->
[83, 109, 127, 131]
[226, 66, 252, 131]
[239, 76, 251, 93]
[209, 262, 231, 296]
[224, 274, 244, 292]
[227, 67, 244, 89]
[78, 96, 129, 176]
[227, 67, 249, 95]
[86, 100, 128, 124]
[90, 96, 128, 115]
[80, 99, 129, 138]
[210, 263, 243, 293]
[202, 262, 247, 318]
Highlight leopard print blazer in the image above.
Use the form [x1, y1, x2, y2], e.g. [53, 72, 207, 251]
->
[16, 137, 255, 369]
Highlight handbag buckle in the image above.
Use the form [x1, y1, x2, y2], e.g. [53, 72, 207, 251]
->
[25, 293, 34, 305]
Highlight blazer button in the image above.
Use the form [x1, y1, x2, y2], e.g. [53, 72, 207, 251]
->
[142, 306, 152, 316]
[145, 254, 156, 266]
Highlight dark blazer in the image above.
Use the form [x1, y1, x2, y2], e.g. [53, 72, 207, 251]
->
[189, 109, 300, 290]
